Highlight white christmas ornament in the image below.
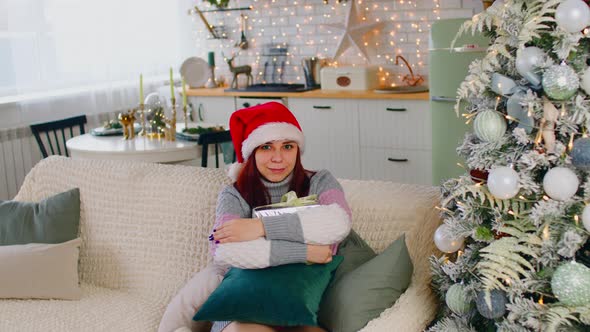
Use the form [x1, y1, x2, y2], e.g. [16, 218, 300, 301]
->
[582, 205, 590, 232]
[555, 0, 590, 33]
[543, 167, 579, 201]
[515, 47, 545, 86]
[487, 167, 520, 199]
[581, 67, 590, 95]
[323, 1, 384, 61]
[433, 224, 464, 253]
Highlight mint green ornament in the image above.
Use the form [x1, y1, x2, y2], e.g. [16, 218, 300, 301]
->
[473, 110, 506, 142]
[542, 64, 579, 100]
[445, 284, 472, 315]
[552, 261, 590, 306]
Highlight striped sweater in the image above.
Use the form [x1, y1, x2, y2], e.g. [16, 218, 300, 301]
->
[210, 169, 352, 269]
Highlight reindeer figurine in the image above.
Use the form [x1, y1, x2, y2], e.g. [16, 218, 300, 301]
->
[118, 109, 136, 140]
[223, 52, 253, 89]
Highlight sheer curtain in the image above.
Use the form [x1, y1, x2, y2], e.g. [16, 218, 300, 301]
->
[0, 0, 196, 128]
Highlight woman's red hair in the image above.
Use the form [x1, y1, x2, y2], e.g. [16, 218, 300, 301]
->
[234, 148, 314, 208]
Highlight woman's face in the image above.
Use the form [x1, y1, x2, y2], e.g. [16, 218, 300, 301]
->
[255, 140, 298, 182]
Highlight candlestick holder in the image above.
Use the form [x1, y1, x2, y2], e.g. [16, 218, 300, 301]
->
[205, 65, 218, 88]
[182, 105, 189, 132]
[163, 99, 177, 141]
[137, 103, 148, 136]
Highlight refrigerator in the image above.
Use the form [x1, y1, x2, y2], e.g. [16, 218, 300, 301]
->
[429, 18, 490, 186]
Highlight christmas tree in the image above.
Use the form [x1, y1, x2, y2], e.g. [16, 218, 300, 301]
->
[428, 0, 590, 330]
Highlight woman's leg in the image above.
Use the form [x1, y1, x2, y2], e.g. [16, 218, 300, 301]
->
[158, 265, 224, 332]
[223, 322, 277, 332]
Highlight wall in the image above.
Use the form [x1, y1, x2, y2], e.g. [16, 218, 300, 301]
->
[189, 0, 483, 87]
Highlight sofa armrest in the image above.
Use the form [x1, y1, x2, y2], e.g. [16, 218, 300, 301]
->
[359, 280, 438, 332]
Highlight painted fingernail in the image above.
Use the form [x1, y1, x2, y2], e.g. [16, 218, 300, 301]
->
[213, 229, 217, 232]
[215, 240, 220, 244]
[208, 235, 214, 240]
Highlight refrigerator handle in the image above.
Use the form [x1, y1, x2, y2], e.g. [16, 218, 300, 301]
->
[430, 96, 456, 102]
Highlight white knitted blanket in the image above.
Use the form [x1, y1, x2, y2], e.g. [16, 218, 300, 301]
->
[0, 156, 441, 332]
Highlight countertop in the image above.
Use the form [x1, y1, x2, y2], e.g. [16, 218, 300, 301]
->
[186, 87, 429, 100]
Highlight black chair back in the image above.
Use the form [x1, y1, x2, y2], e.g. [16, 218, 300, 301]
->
[30, 115, 87, 158]
[197, 130, 236, 168]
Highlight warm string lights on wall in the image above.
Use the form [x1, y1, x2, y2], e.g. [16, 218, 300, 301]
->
[190, 0, 446, 86]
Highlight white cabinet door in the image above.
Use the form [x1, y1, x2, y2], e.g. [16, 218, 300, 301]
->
[188, 96, 236, 127]
[358, 100, 431, 150]
[358, 99, 432, 183]
[288, 98, 360, 180]
[360, 147, 432, 185]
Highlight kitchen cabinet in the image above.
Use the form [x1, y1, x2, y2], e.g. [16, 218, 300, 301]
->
[288, 98, 360, 180]
[185, 90, 431, 184]
[358, 99, 432, 184]
[188, 96, 236, 127]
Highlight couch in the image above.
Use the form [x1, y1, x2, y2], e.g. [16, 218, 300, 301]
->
[0, 156, 441, 332]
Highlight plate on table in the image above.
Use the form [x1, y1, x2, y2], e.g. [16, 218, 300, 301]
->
[176, 123, 225, 141]
[91, 123, 140, 136]
[180, 57, 209, 88]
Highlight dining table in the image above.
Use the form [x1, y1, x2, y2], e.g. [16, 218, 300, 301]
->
[66, 123, 221, 165]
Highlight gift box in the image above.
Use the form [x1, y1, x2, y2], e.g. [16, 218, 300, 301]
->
[253, 191, 319, 218]
[253, 204, 320, 218]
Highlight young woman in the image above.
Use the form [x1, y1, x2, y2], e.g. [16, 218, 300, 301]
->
[159, 102, 352, 332]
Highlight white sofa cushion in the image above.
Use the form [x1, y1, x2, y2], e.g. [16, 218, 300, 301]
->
[0, 283, 167, 331]
[0, 238, 82, 300]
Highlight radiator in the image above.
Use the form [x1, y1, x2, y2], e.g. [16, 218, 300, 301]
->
[0, 112, 117, 200]
[0, 127, 41, 200]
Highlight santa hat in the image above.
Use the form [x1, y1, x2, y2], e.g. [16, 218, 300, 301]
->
[227, 102, 305, 181]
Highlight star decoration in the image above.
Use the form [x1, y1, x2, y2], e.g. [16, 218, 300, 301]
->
[323, 1, 384, 61]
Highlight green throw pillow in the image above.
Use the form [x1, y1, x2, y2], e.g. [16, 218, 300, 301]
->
[332, 229, 377, 283]
[194, 256, 344, 327]
[318, 234, 413, 332]
[0, 188, 80, 245]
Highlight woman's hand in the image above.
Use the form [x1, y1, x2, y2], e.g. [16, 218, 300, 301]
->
[306, 245, 333, 264]
[211, 218, 265, 244]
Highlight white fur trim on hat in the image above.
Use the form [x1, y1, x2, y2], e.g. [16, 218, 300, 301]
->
[241, 122, 305, 161]
[227, 162, 244, 182]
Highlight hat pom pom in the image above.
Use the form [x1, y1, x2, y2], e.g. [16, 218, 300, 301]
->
[226, 162, 244, 182]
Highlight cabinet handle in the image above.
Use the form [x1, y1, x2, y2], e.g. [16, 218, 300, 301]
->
[387, 157, 408, 162]
[386, 107, 407, 112]
[313, 105, 332, 110]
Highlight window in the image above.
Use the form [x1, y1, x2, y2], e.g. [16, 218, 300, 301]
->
[0, 0, 194, 103]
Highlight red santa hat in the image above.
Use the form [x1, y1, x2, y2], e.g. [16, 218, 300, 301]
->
[227, 102, 305, 180]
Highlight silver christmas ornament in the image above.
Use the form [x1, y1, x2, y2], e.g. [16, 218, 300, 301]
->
[542, 64, 580, 100]
[506, 90, 534, 133]
[487, 167, 520, 199]
[475, 289, 507, 319]
[555, 0, 590, 33]
[543, 167, 579, 201]
[552, 261, 590, 306]
[433, 224, 464, 253]
[515, 47, 545, 86]
[571, 138, 590, 171]
[582, 205, 590, 232]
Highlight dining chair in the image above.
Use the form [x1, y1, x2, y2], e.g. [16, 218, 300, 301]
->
[30, 115, 87, 158]
[197, 130, 235, 168]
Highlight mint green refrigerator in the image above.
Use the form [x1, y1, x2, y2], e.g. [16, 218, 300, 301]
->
[429, 18, 489, 186]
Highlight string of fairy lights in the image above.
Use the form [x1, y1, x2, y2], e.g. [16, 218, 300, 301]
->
[190, 0, 461, 87]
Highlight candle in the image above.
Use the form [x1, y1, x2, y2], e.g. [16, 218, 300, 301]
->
[182, 76, 187, 108]
[139, 74, 144, 105]
[169, 67, 175, 102]
[208, 51, 215, 67]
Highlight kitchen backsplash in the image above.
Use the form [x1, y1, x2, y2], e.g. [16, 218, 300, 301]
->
[188, 0, 483, 87]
